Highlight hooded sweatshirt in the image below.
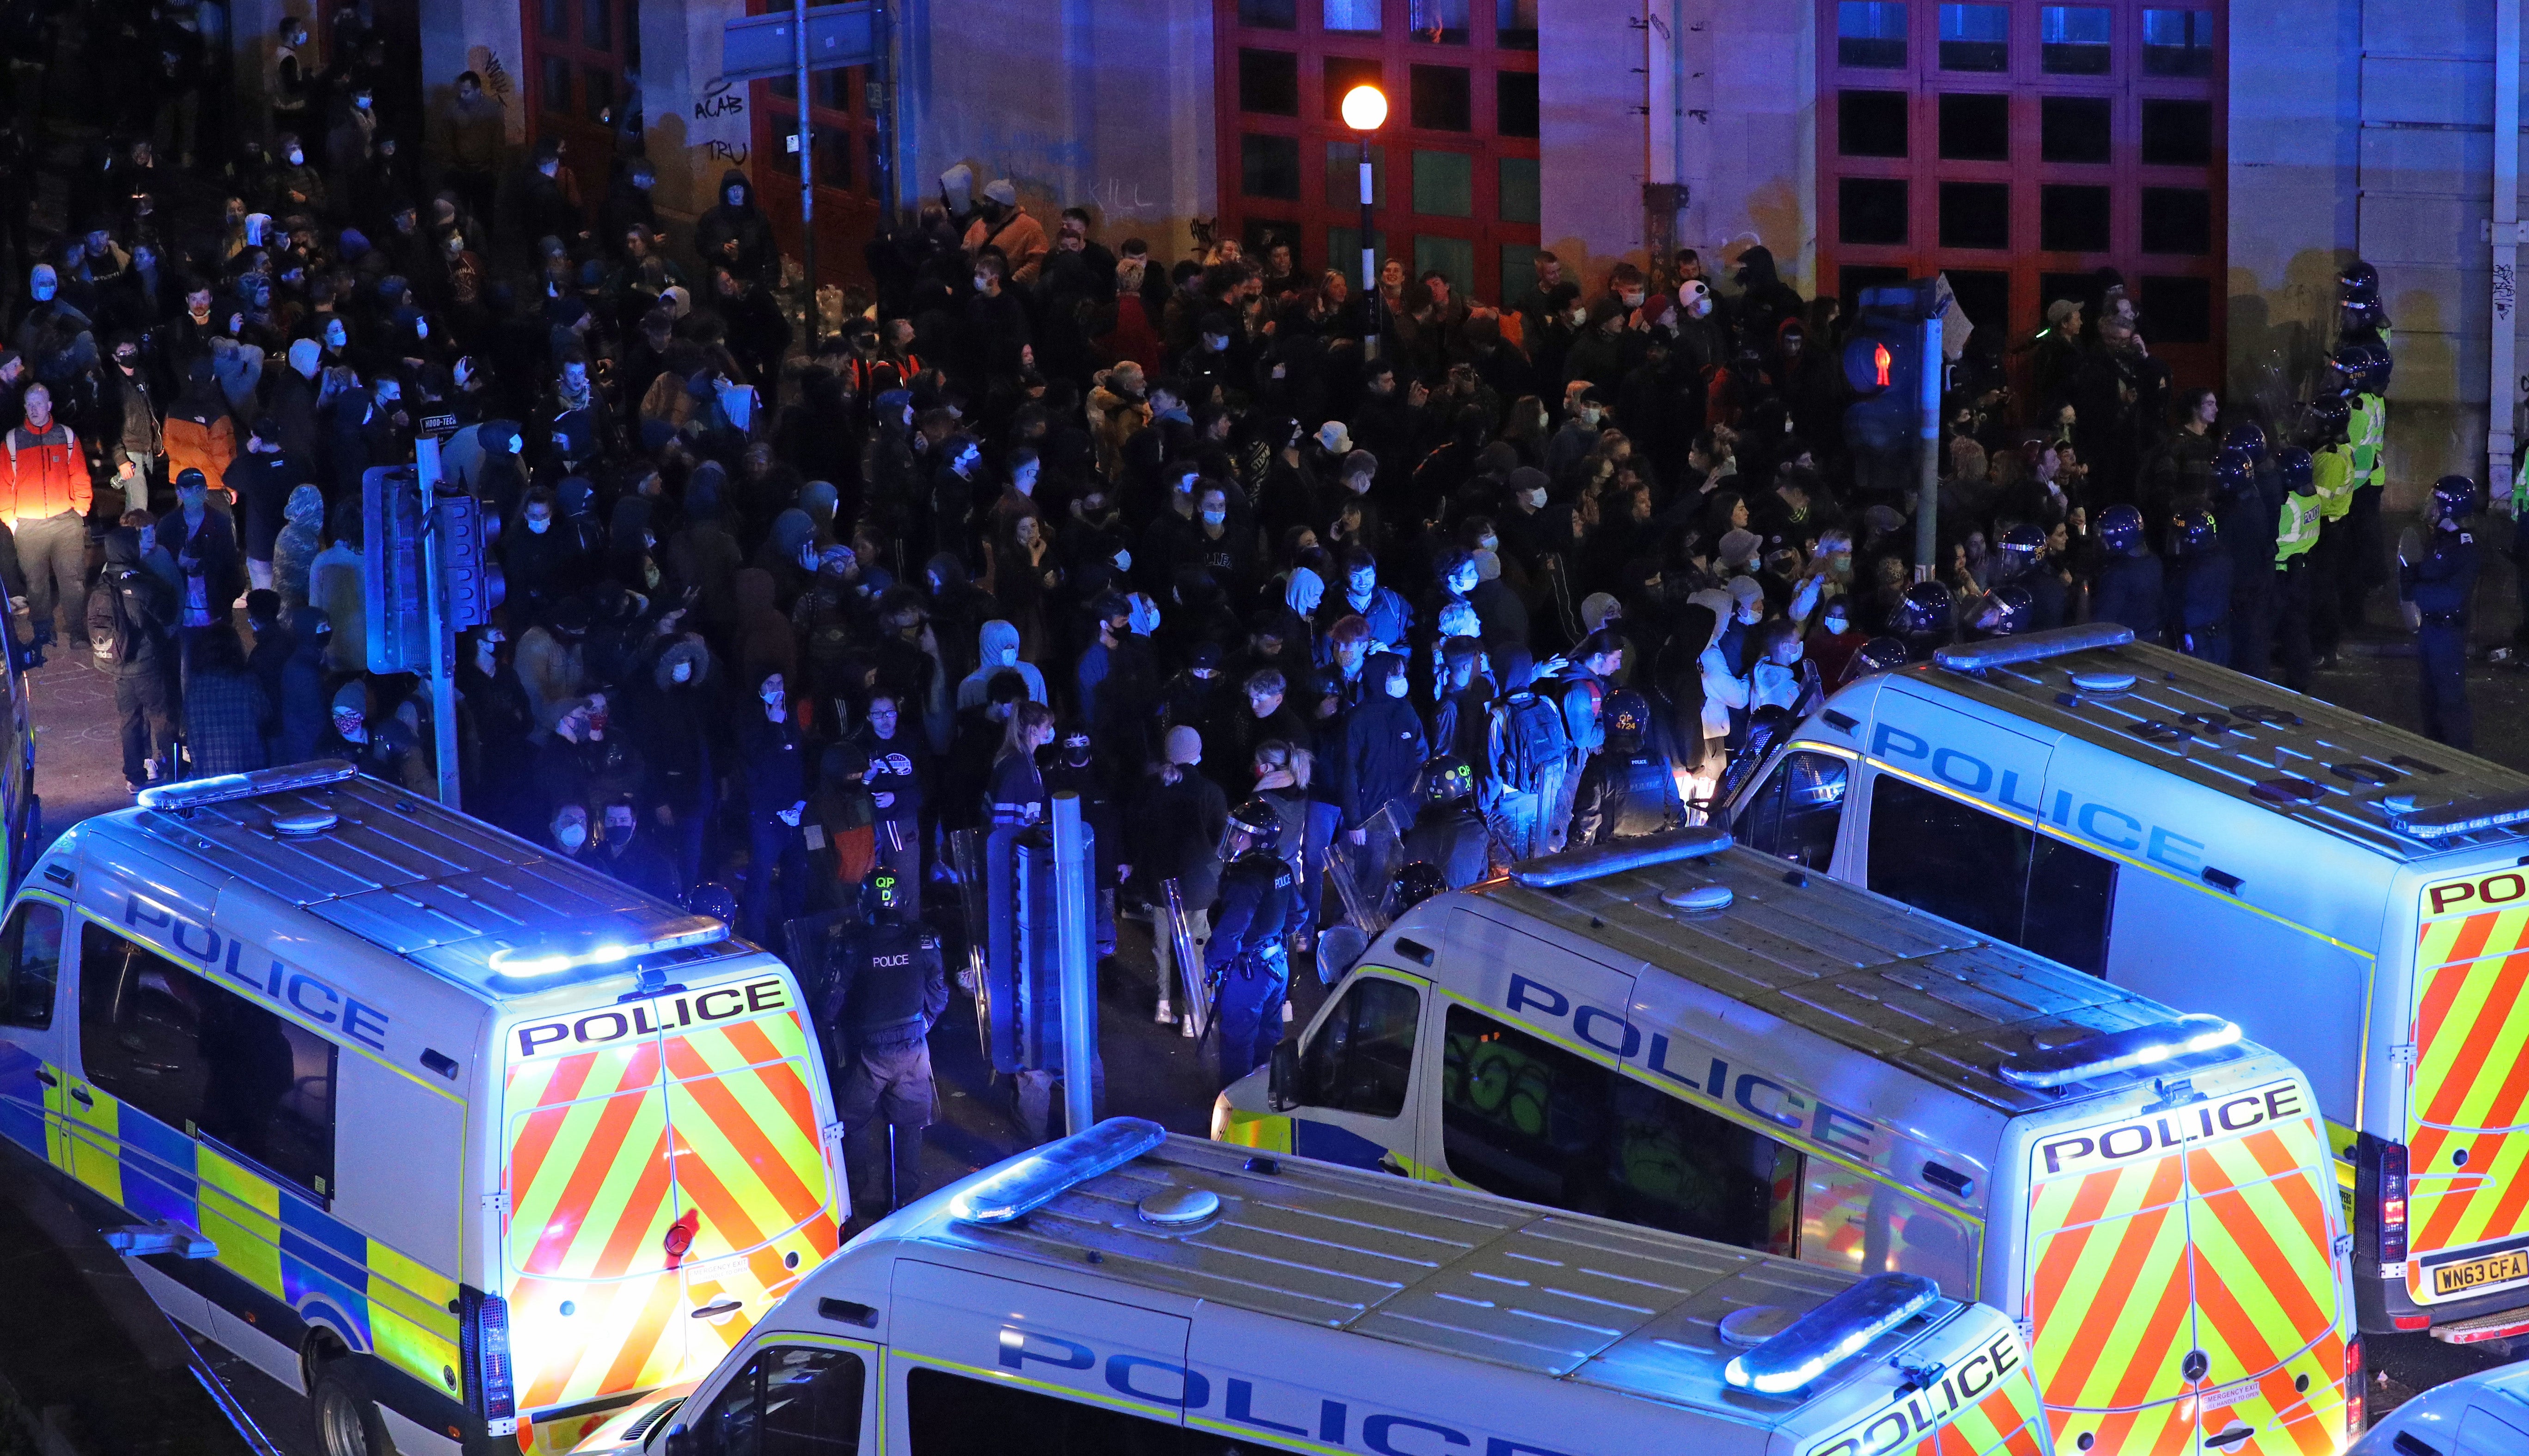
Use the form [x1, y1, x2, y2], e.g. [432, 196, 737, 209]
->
[954, 619, 1048, 709]
[272, 485, 328, 615]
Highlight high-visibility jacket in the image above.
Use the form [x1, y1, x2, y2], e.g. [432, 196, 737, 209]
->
[2276, 490, 2322, 567]
[4, 423, 92, 521]
[2350, 392, 2386, 492]
[2313, 445, 2357, 523]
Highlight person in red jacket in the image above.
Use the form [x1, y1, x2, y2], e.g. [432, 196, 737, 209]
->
[5, 383, 94, 658]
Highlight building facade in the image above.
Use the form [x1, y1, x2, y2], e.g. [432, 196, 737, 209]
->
[354, 0, 2513, 501]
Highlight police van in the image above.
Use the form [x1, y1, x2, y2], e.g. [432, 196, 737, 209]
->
[1215, 828, 2359, 1456]
[566, 1117, 2059, 1456]
[0, 763, 844, 1456]
[1719, 621, 2529, 1343]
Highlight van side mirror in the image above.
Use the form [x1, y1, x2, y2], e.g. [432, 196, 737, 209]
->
[660, 1423, 694, 1456]
[1268, 1039, 1301, 1111]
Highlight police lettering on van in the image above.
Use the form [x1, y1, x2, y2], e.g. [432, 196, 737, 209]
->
[1809, 1331, 2023, 1456]
[512, 977, 792, 1058]
[1869, 723, 2210, 877]
[122, 891, 392, 1050]
[2034, 1080, 2304, 1176]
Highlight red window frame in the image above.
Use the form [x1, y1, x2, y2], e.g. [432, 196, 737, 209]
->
[748, 48, 885, 292]
[1213, 0, 1541, 308]
[520, 0, 639, 197]
[1814, 0, 2227, 394]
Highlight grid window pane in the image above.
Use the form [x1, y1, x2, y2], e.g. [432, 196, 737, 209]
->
[2040, 184, 2112, 251]
[1945, 269, 2010, 339]
[815, 128, 854, 191]
[1243, 134, 1303, 201]
[2040, 6, 2112, 73]
[2141, 187, 2211, 253]
[1498, 156, 1539, 223]
[1246, 218, 1302, 268]
[1326, 0, 1382, 29]
[1497, 0, 1538, 48]
[1839, 177, 1909, 245]
[771, 72, 796, 101]
[1413, 150, 1474, 217]
[2141, 99, 2213, 165]
[540, 0, 569, 39]
[1838, 2, 1908, 67]
[1325, 56, 1383, 123]
[1416, 236, 1475, 298]
[1939, 4, 2009, 71]
[584, 66, 613, 123]
[1939, 180, 2010, 249]
[1330, 225, 1389, 284]
[1325, 140, 1387, 207]
[2143, 9, 2215, 76]
[1411, 65, 1472, 130]
[1240, 0, 1299, 27]
[582, 0, 612, 50]
[1501, 243, 1539, 293]
[1839, 90, 1908, 157]
[541, 55, 574, 115]
[2040, 96, 2112, 163]
[1840, 263, 1912, 312]
[2039, 271, 2095, 317]
[1241, 49, 1301, 114]
[2142, 274, 2213, 342]
[1939, 92, 2009, 160]
[1497, 71, 1539, 137]
[1409, 0, 1468, 42]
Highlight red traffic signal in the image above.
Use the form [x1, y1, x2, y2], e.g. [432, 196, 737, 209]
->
[1843, 328, 1917, 397]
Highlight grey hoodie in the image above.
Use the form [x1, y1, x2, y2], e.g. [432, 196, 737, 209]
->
[273, 485, 328, 616]
[954, 619, 1048, 709]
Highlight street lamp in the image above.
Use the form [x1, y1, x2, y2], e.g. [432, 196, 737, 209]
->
[1342, 82, 1387, 360]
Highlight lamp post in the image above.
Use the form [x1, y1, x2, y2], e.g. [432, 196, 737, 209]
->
[1341, 82, 1387, 361]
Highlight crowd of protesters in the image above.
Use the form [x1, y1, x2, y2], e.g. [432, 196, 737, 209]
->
[0, 5, 2411, 993]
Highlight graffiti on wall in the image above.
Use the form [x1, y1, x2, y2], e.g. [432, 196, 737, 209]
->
[466, 46, 513, 99]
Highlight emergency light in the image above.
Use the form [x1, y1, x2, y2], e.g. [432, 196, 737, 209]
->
[1510, 826, 1731, 888]
[1997, 1014, 2241, 1090]
[139, 759, 360, 811]
[2386, 789, 2529, 841]
[1931, 622, 2136, 673]
[1722, 1273, 1941, 1395]
[949, 1116, 1168, 1224]
[484, 918, 730, 978]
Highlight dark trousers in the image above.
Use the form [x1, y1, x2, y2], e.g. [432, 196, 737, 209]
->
[2309, 519, 2347, 658]
[116, 666, 175, 787]
[834, 1039, 935, 1213]
[1214, 951, 1289, 1089]
[2275, 560, 2314, 693]
[743, 815, 806, 942]
[16, 513, 85, 648]
[2343, 486, 2386, 627]
[2418, 621, 2473, 750]
[2230, 570, 2274, 681]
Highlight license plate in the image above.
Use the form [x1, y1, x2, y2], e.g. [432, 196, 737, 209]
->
[2433, 1249, 2529, 1297]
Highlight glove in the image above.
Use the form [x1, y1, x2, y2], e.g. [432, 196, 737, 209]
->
[777, 801, 805, 828]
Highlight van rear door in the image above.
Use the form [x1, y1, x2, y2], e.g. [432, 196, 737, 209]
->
[2402, 864, 2529, 1312]
[500, 962, 837, 1427]
[2019, 1077, 2348, 1456]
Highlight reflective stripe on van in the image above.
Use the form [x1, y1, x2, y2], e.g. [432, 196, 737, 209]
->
[2406, 874, 2529, 1304]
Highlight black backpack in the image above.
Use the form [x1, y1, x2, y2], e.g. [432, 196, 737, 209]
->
[1489, 689, 1569, 796]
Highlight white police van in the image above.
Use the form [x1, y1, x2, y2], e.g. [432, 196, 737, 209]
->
[1216, 828, 2360, 1456]
[566, 1118, 2058, 1456]
[1721, 622, 2529, 1343]
[0, 763, 844, 1456]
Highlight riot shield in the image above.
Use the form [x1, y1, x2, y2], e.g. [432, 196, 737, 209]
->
[1160, 877, 1212, 1041]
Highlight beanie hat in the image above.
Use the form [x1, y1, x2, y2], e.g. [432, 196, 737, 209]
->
[1163, 724, 1202, 766]
[984, 178, 1019, 207]
[331, 682, 366, 717]
[1719, 528, 1762, 567]
[1581, 592, 1621, 634]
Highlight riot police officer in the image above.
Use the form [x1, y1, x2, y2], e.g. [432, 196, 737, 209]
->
[2272, 445, 2322, 690]
[825, 867, 948, 1217]
[1892, 581, 1955, 662]
[2402, 474, 2481, 749]
[1991, 524, 2065, 631]
[1394, 861, 1448, 914]
[2164, 507, 2231, 664]
[2090, 504, 2165, 641]
[2213, 445, 2278, 680]
[1400, 756, 1489, 890]
[1206, 798, 1296, 1088]
[1568, 690, 1685, 846]
[1970, 584, 2033, 639]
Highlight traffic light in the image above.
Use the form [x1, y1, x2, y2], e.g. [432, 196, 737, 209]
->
[435, 493, 501, 630]
[362, 465, 429, 674]
[1842, 282, 1932, 400]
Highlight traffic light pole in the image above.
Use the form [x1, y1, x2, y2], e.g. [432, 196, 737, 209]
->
[1913, 312, 1943, 581]
[1359, 139, 1378, 361]
[415, 436, 462, 811]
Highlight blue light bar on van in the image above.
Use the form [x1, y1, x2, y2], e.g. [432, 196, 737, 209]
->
[139, 759, 360, 812]
[949, 1117, 1168, 1224]
[1998, 1014, 2242, 1090]
[1723, 1273, 1941, 1396]
[484, 917, 728, 977]
[1932, 622, 2136, 673]
[1510, 827, 1732, 888]
[2387, 791, 2529, 841]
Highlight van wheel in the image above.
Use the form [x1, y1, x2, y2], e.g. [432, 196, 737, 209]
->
[311, 1367, 395, 1456]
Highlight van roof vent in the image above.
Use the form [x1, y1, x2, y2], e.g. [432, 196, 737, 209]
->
[1933, 622, 2135, 674]
[271, 810, 338, 837]
[1137, 1186, 1222, 1227]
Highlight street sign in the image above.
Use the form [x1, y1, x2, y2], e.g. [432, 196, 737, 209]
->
[721, 2, 874, 82]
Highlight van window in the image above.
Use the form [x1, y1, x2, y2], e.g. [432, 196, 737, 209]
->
[1440, 1004, 1798, 1250]
[1299, 975, 1419, 1117]
[1867, 775, 2116, 974]
[689, 1345, 865, 1456]
[1797, 1163, 1979, 1298]
[905, 1367, 1180, 1455]
[0, 901, 62, 1030]
[78, 923, 340, 1198]
[1733, 752, 1849, 868]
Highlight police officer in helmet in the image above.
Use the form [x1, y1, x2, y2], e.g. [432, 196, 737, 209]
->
[1205, 798, 1296, 1088]
[825, 867, 948, 1218]
[1970, 584, 2033, 640]
[1394, 861, 1448, 914]
[2401, 475, 2481, 749]
[1990, 524, 2064, 631]
[1892, 580, 1955, 661]
[1842, 636, 1910, 685]
[1400, 755, 1488, 891]
[2163, 506, 2230, 664]
[1568, 690, 1684, 846]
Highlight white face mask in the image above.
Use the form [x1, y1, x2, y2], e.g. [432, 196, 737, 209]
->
[1201, 509, 1226, 527]
[1523, 487, 1547, 509]
[1384, 676, 1410, 699]
[414, 317, 429, 339]
[525, 515, 551, 534]
[325, 323, 345, 347]
[671, 660, 693, 682]
[287, 149, 304, 166]
[557, 823, 587, 848]
[1112, 549, 1131, 571]
[29, 282, 51, 301]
